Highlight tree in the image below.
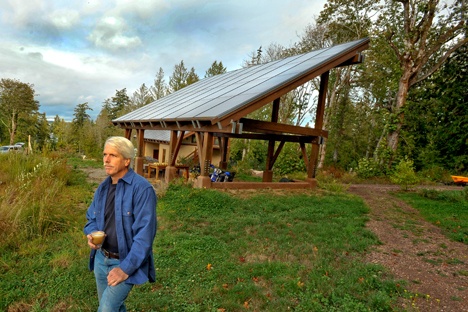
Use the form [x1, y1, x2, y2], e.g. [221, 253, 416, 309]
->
[72, 102, 93, 154]
[403, 43, 468, 173]
[168, 61, 190, 92]
[50, 115, 71, 150]
[102, 88, 131, 120]
[150, 67, 167, 100]
[186, 67, 200, 85]
[377, 0, 468, 158]
[73, 102, 92, 129]
[204, 61, 227, 78]
[131, 83, 153, 109]
[314, 1, 375, 169]
[0, 78, 39, 145]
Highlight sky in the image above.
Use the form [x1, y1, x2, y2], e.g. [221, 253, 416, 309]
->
[0, 0, 327, 121]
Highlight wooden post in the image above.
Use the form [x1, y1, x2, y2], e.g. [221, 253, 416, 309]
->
[308, 72, 328, 179]
[165, 130, 179, 182]
[263, 98, 280, 182]
[195, 132, 213, 188]
[134, 129, 145, 176]
[219, 136, 229, 170]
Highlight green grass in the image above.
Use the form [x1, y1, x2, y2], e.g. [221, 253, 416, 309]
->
[396, 189, 468, 244]
[126, 185, 403, 311]
[1, 156, 408, 311]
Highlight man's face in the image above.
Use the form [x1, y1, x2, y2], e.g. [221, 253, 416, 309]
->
[103, 144, 130, 182]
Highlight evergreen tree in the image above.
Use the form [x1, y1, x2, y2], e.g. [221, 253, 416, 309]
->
[204, 61, 227, 78]
[169, 60, 189, 92]
[150, 67, 167, 99]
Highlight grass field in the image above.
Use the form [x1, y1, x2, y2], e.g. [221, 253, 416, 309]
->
[1, 154, 466, 311]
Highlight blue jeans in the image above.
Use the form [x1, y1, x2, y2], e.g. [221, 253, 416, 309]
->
[94, 250, 133, 312]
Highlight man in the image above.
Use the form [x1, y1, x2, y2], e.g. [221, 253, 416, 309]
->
[84, 136, 157, 312]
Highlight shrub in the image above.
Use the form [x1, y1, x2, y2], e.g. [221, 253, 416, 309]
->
[390, 158, 420, 190]
[355, 158, 385, 178]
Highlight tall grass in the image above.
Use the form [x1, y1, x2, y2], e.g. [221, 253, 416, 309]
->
[0, 153, 91, 248]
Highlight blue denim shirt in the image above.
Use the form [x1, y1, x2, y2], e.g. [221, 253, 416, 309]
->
[84, 168, 157, 285]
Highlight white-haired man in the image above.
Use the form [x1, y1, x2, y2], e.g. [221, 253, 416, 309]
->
[84, 136, 157, 311]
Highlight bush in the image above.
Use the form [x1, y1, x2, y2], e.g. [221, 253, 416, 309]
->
[390, 158, 420, 190]
[355, 158, 385, 178]
[274, 142, 307, 175]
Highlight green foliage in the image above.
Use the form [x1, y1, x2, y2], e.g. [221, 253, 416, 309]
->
[417, 166, 453, 184]
[168, 60, 199, 92]
[0, 78, 39, 145]
[402, 38, 468, 173]
[355, 157, 385, 178]
[390, 158, 420, 190]
[274, 142, 307, 175]
[398, 190, 468, 243]
[204, 60, 227, 78]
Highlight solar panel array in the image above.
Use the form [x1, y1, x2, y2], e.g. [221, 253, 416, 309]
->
[115, 38, 369, 124]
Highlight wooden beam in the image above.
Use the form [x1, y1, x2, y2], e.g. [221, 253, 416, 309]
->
[239, 118, 328, 137]
[202, 132, 214, 175]
[270, 140, 285, 168]
[309, 72, 329, 178]
[215, 132, 321, 143]
[336, 53, 365, 67]
[169, 130, 185, 166]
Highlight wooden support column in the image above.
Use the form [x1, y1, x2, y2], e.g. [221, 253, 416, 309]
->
[165, 130, 185, 183]
[219, 136, 229, 170]
[308, 72, 328, 179]
[134, 129, 145, 176]
[264, 98, 280, 182]
[195, 132, 213, 188]
[124, 129, 132, 140]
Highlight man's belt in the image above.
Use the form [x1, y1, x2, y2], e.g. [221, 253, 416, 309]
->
[101, 248, 119, 259]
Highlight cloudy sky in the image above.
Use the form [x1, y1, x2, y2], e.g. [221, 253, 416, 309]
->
[1, 0, 327, 121]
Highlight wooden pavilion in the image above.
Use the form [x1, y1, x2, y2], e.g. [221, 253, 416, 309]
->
[113, 38, 370, 189]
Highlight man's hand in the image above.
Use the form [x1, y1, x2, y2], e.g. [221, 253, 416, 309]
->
[107, 267, 129, 286]
[86, 234, 99, 250]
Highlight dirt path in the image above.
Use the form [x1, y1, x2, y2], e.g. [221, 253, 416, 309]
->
[348, 184, 468, 311]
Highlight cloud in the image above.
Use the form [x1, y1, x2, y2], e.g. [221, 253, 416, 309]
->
[0, 0, 328, 121]
[88, 16, 142, 51]
[47, 9, 80, 29]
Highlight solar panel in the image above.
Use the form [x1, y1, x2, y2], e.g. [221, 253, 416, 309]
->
[114, 38, 369, 125]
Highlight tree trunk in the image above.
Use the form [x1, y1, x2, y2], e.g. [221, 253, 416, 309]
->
[9, 111, 17, 145]
[387, 68, 412, 154]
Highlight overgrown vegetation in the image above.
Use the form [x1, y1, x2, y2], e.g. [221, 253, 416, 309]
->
[0, 153, 94, 248]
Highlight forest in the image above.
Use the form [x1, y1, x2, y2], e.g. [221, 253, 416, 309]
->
[1, 0, 467, 181]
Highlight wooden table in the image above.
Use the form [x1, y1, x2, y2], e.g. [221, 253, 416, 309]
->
[146, 164, 189, 181]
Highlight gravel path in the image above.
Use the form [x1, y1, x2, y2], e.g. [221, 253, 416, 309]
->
[348, 184, 468, 311]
